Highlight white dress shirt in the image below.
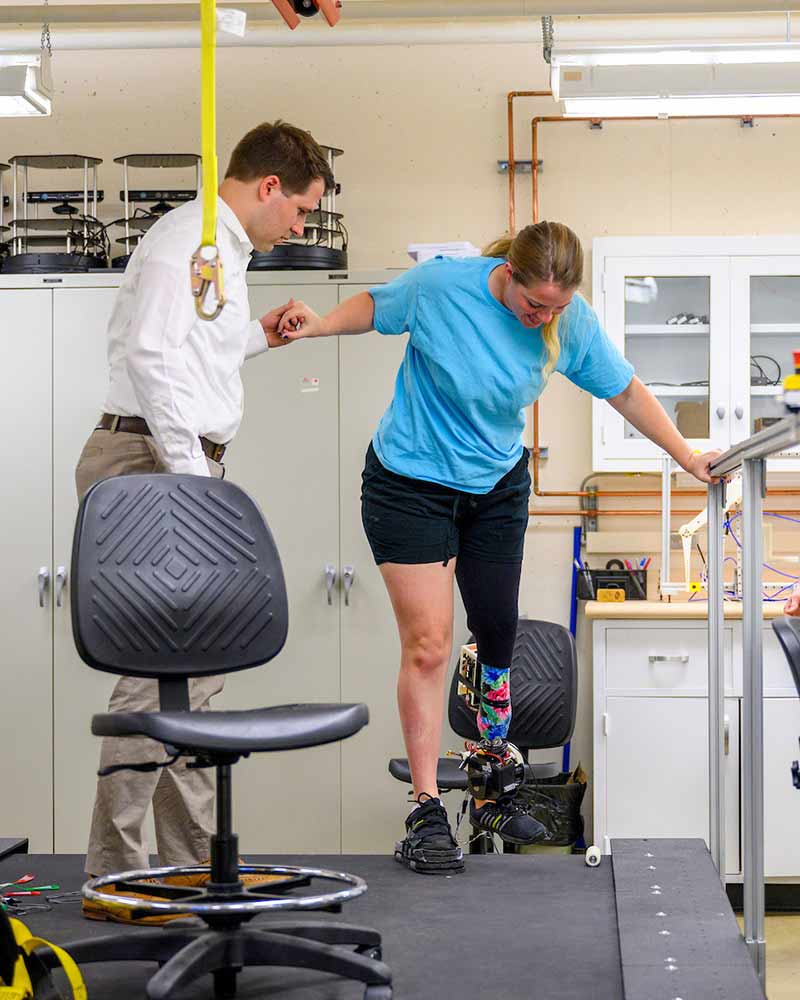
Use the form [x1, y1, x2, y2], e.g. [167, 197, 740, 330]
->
[104, 196, 268, 476]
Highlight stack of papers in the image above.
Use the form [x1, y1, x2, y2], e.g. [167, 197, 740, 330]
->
[407, 241, 481, 263]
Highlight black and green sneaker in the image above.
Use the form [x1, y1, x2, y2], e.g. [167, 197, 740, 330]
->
[395, 795, 465, 875]
[469, 795, 546, 846]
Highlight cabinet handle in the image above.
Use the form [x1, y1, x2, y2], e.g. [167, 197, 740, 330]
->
[716, 405, 726, 420]
[648, 654, 689, 664]
[37, 566, 50, 608]
[603, 712, 610, 736]
[724, 714, 730, 756]
[55, 566, 67, 608]
[734, 404, 744, 420]
[324, 564, 337, 606]
[343, 565, 355, 607]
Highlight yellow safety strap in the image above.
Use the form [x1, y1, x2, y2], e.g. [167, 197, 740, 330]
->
[0, 918, 86, 1000]
[190, 0, 225, 321]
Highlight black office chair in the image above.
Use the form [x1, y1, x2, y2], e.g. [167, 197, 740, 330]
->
[60, 474, 392, 1000]
[771, 616, 800, 791]
[772, 616, 800, 699]
[389, 619, 578, 853]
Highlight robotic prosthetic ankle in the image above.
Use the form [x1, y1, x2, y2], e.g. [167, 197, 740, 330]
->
[457, 738, 528, 802]
[450, 738, 544, 846]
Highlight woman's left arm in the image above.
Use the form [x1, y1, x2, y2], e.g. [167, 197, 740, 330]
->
[606, 376, 721, 484]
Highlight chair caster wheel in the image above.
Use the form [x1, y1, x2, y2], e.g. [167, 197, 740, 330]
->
[357, 945, 382, 961]
[364, 987, 392, 999]
[585, 845, 602, 867]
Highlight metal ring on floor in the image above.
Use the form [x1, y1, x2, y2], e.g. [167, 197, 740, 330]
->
[83, 864, 368, 919]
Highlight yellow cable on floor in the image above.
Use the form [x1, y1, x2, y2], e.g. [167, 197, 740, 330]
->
[190, 0, 225, 321]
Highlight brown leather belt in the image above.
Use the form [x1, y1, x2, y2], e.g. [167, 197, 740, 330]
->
[96, 412, 227, 463]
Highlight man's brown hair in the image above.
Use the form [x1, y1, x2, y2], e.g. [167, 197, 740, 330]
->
[225, 120, 335, 194]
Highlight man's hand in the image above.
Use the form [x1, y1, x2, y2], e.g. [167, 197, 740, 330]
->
[784, 586, 800, 617]
[685, 449, 723, 484]
[277, 300, 326, 341]
[259, 299, 299, 348]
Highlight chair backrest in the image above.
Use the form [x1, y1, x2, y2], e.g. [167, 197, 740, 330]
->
[447, 619, 577, 750]
[71, 474, 289, 683]
[772, 617, 800, 699]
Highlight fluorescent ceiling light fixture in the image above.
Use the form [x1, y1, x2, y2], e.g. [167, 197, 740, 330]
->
[0, 50, 52, 117]
[551, 42, 800, 119]
[552, 43, 800, 68]
[562, 95, 800, 118]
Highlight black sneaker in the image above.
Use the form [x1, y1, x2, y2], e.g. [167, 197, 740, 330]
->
[469, 796, 546, 846]
[394, 795, 465, 875]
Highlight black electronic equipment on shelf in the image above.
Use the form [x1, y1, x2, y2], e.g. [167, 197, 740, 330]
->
[111, 153, 200, 268]
[0, 164, 8, 264]
[121, 189, 196, 207]
[2, 155, 107, 273]
[576, 567, 648, 601]
[249, 144, 348, 271]
[27, 190, 105, 205]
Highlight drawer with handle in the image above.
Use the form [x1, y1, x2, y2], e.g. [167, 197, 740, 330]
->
[604, 626, 734, 692]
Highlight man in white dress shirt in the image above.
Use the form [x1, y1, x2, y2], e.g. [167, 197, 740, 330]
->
[75, 120, 333, 900]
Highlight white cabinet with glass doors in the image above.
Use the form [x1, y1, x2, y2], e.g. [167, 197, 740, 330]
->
[592, 236, 800, 472]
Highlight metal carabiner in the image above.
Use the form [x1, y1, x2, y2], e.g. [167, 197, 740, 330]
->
[190, 244, 226, 321]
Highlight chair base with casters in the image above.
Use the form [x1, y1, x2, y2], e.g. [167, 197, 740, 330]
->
[56, 709, 392, 1000]
[388, 619, 578, 856]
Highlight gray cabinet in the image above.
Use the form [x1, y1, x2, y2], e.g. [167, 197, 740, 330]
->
[221, 281, 343, 853]
[593, 612, 800, 883]
[593, 618, 741, 875]
[52, 287, 120, 853]
[0, 289, 53, 852]
[1, 270, 463, 857]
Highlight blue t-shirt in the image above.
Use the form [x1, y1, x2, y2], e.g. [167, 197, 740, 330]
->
[369, 255, 634, 493]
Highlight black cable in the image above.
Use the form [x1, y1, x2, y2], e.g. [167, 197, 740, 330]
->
[750, 354, 782, 385]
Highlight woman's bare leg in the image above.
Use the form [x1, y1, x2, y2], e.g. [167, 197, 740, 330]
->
[379, 559, 455, 800]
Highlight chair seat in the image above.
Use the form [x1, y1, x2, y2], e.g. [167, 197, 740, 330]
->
[92, 703, 369, 753]
[388, 757, 468, 791]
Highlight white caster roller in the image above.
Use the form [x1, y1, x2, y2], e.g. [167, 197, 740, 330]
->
[585, 845, 602, 867]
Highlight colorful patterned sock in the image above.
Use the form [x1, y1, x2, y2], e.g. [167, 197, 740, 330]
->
[477, 663, 511, 740]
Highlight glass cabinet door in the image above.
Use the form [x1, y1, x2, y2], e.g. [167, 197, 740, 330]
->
[731, 258, 800, 460]
[598, 257, 731, 468]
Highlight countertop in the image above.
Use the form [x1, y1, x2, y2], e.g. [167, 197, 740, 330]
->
[585, 600, 787, 620]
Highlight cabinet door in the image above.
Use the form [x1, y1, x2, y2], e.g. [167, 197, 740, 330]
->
[594, 256, 730, 472]
[221, 283, 342, 853]
[763, 698, 800, 877]
[52, 288, 119, 851]
[730, 256, 800, 467]
[338, 285, 468, 852]
[0, 290, 53, 851]
[604, 696, 740, 874]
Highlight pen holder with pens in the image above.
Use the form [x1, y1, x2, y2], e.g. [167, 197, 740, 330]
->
[576, 568, 648, 601]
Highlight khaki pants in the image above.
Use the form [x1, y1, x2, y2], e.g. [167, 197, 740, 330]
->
[76, 428, 225, 876]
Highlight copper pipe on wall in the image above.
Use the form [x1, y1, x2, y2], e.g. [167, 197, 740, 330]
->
[523, 108, 800, 508]
[506, 91, 552, 235]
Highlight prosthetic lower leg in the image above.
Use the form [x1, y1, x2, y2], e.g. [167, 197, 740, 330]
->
[452, 645, 545, 846]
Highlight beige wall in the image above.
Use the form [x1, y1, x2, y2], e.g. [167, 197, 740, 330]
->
[4, 38, 800, 838]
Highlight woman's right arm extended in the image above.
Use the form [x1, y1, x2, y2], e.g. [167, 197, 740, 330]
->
[277, 291, 375, 341]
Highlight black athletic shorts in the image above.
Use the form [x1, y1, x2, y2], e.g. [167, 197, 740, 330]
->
[360, 442, 531, 566]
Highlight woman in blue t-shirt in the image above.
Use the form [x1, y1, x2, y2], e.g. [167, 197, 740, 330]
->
[277, 221, 720, 874]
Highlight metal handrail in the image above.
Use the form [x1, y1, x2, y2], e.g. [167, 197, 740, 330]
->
[707, 410, 800, 992]
[709, 411, 800, 477]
